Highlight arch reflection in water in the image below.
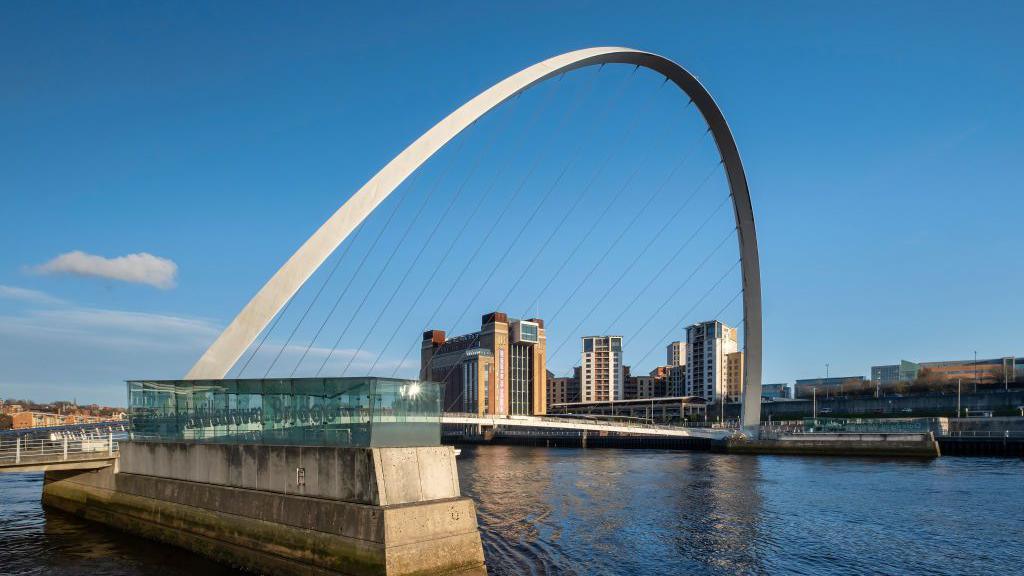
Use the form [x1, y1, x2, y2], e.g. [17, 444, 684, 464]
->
[456, 445, 767, 576]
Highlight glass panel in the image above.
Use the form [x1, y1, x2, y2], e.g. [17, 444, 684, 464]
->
[127, 377, 440, 448]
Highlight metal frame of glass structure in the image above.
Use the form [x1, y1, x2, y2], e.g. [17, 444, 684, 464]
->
[127, 377, 440, 447]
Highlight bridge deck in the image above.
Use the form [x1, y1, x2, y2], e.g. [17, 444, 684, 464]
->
[442, 414, 733, 440]
[0, 436, 119, 474]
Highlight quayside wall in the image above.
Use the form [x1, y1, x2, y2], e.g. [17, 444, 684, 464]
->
[42, 441, 486, 576]
[726, 433, 941, 458]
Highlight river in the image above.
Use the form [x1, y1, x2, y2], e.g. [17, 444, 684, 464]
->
[0, 447, 1020, 575]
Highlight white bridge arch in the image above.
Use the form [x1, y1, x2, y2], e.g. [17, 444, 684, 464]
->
[187, 47, 764, 432]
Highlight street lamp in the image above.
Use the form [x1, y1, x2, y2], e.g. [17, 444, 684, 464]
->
[812, 386, 817, 420]
[957, 378, 961, 418]
[974, 350, 978, 393]
[826, 363, 830, 399]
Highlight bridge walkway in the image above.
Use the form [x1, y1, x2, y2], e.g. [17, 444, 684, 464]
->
[0, 435, 119, 473]
[441, 413, 734, 440]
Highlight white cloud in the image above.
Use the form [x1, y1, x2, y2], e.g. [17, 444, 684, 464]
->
[32, 250, 178, 289]
[0, 307, 220, 352]
[0, 284, 65, 305]
[0, 306, 222, 405]
[0, 300, 419, 404]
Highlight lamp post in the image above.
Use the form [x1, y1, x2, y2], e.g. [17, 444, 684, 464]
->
[974, 350, 978, 393]
[812, 386, 817, 420]
[957, 378, 961, 418]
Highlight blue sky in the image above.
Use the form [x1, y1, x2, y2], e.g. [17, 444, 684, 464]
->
[1, 1, 1021, 405]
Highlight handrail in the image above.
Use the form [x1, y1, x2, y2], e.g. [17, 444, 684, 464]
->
[441, 413, 740, 432]
[0, 421, 128, 439]
[0, 433, 120, 465]
[941, 431, 1024, 439]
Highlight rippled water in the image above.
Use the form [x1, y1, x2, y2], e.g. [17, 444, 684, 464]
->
[1, 448, 1021, 575]
[458, 447, 1024, 575]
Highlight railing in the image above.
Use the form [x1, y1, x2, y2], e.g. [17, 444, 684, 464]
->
[0, 433, 120, 466]
[0, 421, 128, 441]
[441, 413, 740, 433]
[941, 430, 1024, 439]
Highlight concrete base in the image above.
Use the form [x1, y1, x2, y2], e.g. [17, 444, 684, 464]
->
[42, 442, 486, 576]
[726, 433, 941, 458]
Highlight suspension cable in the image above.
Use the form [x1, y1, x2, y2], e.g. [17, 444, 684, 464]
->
[626, 239, 738, 346]
[603, 181, 728, 333]
[339, 102, 515, 376]
[365, 80, 561, 376]
[632, 279, 742, 371]
[288, 172, 420, 376]
[235, 295, 295, 378]
[491, 74, 667, 312]
[429, 67, 641, 394]
[536, 136, 712, 358]
[433, 67, 628, 348]
[261, 221, 368, 377]
[388, 66, 605, 378]
[544, 133, 716, 331]
[315, 129, 471, 376]
[520, 114, 705, 319]
[543, 159, 720, 365]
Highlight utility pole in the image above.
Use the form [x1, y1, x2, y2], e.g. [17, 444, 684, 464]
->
[957, 378, 961, 418]
[974, 350, 978, 393]
[812, 386, 817, 420]
[826, 363, 830, 399]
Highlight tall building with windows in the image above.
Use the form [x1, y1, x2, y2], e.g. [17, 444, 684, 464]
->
[662, 340, 687, 396]
[644, 365, 673, 397]
[667, 341, 686, 367]
[725, 351, 744, 402]
[631, 375, 666, 399]
[580, 336, 624, 402]
[421, 312, 547, 415]
[547, 375, 579, 406]
[684, 321, 738, 401]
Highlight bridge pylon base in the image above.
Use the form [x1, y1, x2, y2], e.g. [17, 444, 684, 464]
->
[42, 441, 486, 576]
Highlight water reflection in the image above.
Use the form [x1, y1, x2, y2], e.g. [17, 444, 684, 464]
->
[0, 473, 234, 576]
[668, 454, 766, 574]
[1, 450, 1022, 576]
[456, 447, 770, 576]
[456, 447, 1024, 576]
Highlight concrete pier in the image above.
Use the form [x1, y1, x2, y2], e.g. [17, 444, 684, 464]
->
[726, 433, 941, 458]
[42, 441, 486, 575]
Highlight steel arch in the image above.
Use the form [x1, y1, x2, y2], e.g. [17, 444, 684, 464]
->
[186, 47, 764, 433]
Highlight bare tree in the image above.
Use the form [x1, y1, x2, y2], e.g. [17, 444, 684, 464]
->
[912, 367, 951, 393]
